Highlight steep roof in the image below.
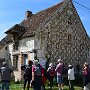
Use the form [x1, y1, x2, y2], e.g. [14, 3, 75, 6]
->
[0, 0, 68, 47]
[5, 24, 26, 34]
[20, 0, 65, 37]
[5, 24, 26, 39]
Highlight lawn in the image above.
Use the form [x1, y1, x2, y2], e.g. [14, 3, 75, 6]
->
[9, 84, 82, 90]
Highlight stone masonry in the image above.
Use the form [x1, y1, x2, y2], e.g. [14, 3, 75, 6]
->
[0, 0, 90, 81]
[35, 0, 90, 66]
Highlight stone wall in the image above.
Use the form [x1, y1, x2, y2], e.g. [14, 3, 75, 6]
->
[0, 43, 13, 66]
[0, 0, 89, 81]
[36, 0, 90, 66]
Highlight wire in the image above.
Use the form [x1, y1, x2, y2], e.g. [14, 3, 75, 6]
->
[72, 0, 90, 36]
[73, 0, 90, 11]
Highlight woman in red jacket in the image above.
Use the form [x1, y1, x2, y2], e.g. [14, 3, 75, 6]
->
[82, 62, 89, 90]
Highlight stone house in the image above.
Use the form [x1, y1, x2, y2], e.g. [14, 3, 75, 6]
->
[0, 0, 90, 81]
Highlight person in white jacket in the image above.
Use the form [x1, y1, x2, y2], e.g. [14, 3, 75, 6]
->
[68, 65, 75, 90]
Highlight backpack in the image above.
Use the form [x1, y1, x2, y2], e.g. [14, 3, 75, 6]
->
[62, 64, 67, 76]
[82, 67, 89, 76]
[34, 64, 42, 76]
[48, 68, 55, 76]
[0, 67, 13, 81]
[24, 65, 32, 79]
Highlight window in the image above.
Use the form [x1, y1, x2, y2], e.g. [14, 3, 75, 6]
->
[5, 46, 7, 50]
[68, 16, 72, 25]
[16, 56, 18, 69]
[23, 54, 28, 65]
[13, 43, 18, 50]
[68, 34, 71, 42]
[13, 55, 18, 70]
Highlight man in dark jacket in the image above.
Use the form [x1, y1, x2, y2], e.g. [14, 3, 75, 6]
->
[0, 62, 13, 90]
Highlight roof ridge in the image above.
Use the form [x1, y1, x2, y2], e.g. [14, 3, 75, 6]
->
[5, 0, 71, 38]
[35, 0, 65, 15]
[21, 0, 65, 22]
[37, 0, 67, 27]
[21, 0, 68, 37]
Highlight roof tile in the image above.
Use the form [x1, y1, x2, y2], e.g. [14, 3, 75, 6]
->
[21, 1, 65, 37]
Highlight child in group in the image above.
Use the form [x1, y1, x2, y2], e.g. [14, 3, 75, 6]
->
[47, 63, 55, 90]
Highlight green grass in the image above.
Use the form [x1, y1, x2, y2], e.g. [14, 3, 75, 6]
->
[9, 84, 82, 90]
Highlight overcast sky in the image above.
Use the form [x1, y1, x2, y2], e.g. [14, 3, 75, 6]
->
[0, 0, 90, 40]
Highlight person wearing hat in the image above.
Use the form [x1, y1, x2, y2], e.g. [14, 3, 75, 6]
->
[47, 63, 55, 90]
[68, 64, 75, 90]
[55, 59, 64, 90]
[0, 62, 13, 90]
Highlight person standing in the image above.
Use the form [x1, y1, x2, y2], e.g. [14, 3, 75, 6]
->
[41, 67, 46, 90]
[55, 59, 64, 90]
[23, 60, 33, 90]
[82, 62, 89, 90]
[0, 62, 13, 90]
[32, 60, 44, 90]
[47, 63, 55, 90]
[68, 64, 75, 90]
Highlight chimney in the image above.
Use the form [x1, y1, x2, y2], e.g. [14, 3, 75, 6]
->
[25, 11, 33, 20]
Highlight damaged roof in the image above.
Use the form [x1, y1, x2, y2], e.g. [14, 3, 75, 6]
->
[5, 24, 26, 34]
[21, 1, 65, 37]
[0, 0, 66, 48]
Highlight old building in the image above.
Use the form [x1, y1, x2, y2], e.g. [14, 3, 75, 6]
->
[0, 35, 13, 67]
[0, 0, 90, 81]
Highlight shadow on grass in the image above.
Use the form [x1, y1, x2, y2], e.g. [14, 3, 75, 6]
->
[46, 88, 68, 90]
[10, 84, 82, 90]
[46, 87, 68, 90]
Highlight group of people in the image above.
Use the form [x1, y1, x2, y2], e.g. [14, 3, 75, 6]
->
[22, 59, 75, 90]
[23, 59, 90, 90]
[0, 59, 90, 90]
